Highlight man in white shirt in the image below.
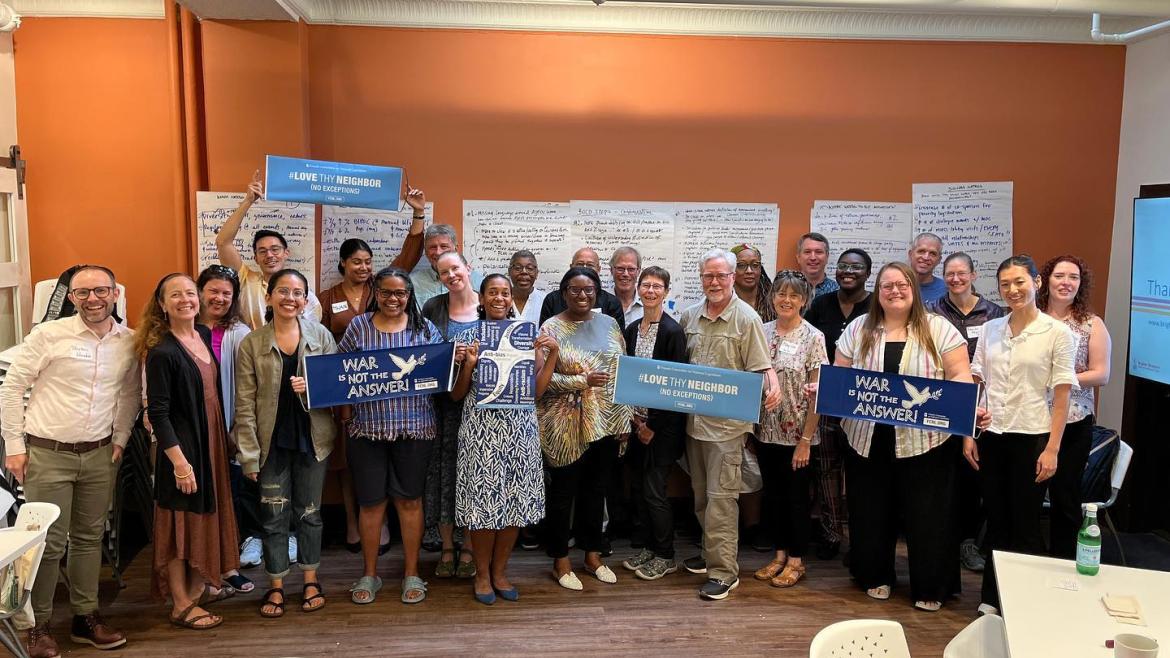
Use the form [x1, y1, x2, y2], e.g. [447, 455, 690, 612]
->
[1, 265, 139, 657]
[216, 172, 322, 329]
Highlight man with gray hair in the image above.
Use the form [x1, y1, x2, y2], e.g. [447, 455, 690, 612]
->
[908, 232, 947, 304]
[680, 248, 781, 600]
[1, 265, 139, 655]
[610, 246, 644, 327]
[411, 223, 485, 306]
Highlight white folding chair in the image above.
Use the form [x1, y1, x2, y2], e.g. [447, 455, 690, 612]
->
[943, 613, 1008, 658]
[0, 502, 61, 658]
[1090, 440, 1133, 565]
[810, 619, 912, 658]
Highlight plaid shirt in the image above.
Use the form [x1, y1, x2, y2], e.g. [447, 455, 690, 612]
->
[338, 313, 443, 441]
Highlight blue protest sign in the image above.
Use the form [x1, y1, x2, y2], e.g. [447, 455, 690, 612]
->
[474, 320, 537, 409]
[304, 342, 455, 409]
[265, 155, 402, 210]
[815, 364, 979, 436]
[614, 355, 764, 423]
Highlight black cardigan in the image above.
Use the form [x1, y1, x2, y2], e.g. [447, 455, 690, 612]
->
[145, 327, 220, 514]
[623, 313, 689, 466]
[539, 288, 625, 328]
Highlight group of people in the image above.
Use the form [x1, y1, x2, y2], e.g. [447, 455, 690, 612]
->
[0, 173, 1112, 655]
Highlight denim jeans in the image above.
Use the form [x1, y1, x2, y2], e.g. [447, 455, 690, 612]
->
[259, 447, 328, 578]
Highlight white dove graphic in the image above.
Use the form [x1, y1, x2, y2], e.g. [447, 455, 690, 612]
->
[902, 381, 940, 409]
[477, 323, 532, 405]
[389, 352, 426, 381]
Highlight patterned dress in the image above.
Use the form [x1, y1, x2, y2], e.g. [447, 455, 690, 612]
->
[758, 319, 829, 446]
[455, 352, 546, 530]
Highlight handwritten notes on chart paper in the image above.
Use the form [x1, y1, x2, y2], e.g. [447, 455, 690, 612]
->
[571, 201, 678, 291]
[319, 202, 434, 290]
[463, 202, 574, 292]
[912, 182, 1013, 303]
[674, 203, 780, 305]
[810, 201, 912, 292]
[196, 192, 316, 280]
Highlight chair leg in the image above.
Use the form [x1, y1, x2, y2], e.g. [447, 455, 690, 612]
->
[1103, 510, 1127, 566]
[0, 617, 31, 658]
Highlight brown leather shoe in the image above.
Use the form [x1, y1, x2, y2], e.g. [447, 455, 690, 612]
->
[69, 613, 127, 650]
[26, 623, 61, 658]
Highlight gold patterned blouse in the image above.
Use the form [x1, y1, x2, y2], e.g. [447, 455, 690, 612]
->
[537, 314, 632, 467]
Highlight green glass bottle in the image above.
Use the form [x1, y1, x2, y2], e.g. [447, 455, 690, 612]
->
[1075, 503, 1102, 576]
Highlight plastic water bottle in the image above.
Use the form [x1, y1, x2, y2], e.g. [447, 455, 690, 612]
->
[1075, 503, 1102, 575]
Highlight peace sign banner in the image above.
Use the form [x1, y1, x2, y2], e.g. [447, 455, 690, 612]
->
[815, 364, 979, 436]
[304, 341, 455, 409]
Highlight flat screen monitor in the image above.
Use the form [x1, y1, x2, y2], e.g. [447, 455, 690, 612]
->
[1130, 196, 1170, 386]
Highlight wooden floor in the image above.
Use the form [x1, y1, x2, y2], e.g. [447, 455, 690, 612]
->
[41, 539, 983, 657]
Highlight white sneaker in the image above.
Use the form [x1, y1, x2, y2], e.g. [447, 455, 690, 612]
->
[977, 603, 999, 616]
[289, 536, 298, 564]
[239, 537, 262, 568]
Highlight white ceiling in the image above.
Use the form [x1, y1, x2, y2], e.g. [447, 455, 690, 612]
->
[9, 0, 1170, 43]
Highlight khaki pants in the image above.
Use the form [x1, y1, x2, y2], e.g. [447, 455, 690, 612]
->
[18, 442, 116, 628]
[686, 435, 744, 583]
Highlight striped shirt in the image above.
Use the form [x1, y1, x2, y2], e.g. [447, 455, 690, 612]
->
[338, 313, 443, 441]
[836, 313, 967, 458]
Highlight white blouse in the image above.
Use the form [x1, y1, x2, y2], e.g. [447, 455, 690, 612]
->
[971, 311, 1078, 436]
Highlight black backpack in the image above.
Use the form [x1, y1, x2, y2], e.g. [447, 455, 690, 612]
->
[1081, 425, 1120, 504]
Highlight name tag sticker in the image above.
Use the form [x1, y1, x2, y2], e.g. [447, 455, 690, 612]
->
[331, 301, 349, 314]
[591, 308, 602, 314]
[70, 345, 95, 361]
[966, 325, 983, 339]
[779, 341, 799, 356]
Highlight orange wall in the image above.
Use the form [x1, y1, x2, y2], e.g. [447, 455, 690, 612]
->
[13, 18, 182, 320]
[18, 19, 1126, 313]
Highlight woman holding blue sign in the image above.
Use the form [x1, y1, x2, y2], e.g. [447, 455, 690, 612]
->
[539, 267, 633, 591]
[620, 266, 689, 582]
[234, 269, 338, 618]
[835, 262, 981, 612]
[968, 255, 1077, 614]
[338, 266, 445, 605]
[422, 251, 481, 579]
[449, 273, 558, 604]
[753, 271, 828, 589]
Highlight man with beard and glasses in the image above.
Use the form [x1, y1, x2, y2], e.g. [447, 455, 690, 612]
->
[1, 265, 139, 656]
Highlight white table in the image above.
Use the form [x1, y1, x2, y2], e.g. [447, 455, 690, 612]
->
[995, 550, 1170, 657]
[0, 529, 40, 570]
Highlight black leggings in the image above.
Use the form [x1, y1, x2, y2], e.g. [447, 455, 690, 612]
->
[1048, 416, 1094, 559]
[545, 438, 617, 559]
[979, 432, 1049, 608]
[756, 443, 814, 558]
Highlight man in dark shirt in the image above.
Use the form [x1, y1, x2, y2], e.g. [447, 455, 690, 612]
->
[803, 247, 872, 559]
[539, 247, 625, 326]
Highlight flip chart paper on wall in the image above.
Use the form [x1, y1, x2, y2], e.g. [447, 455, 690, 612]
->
[912, 181, 1013, 303]
[570, 201, 678, 291]
[674, 203, 780, 307]
[319, 202, 433, 290]
[196, 191, 316, 281]
[810, 201, 912, 292]
[463, 201, 574, 293]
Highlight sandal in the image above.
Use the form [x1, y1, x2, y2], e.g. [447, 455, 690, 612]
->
[914, 600, 942, 612]
[401, 575, 428, 604]
[754, 556, 787, 581]
[170, 601, 223, 630]
[770, 562, 806, 588]
[224, 573, 255, 593]
[302, 582, 326, 612]
[350, 575, 382, 605]
[435, 548, 456, 578]
[455, 549, 477, 579]
[259, 588, 285, 618]
[198, 584, 235, 606]
[866, 585, 892, 600]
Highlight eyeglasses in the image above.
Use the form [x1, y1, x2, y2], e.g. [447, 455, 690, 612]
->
[638, 282, 666, 292]
[71, 286, 113, 301]
[255, 246, 285, 257]
[273, 287, 306, 299]
[567, 286, 596, 297]
[773, 291, 805, 301]
[735, 262, 762, 272]
[879, 281, 912, 293]
[207, 264, 239, 281]
[376, 289, 410, 300]
[776, 269, 806, 280]
[509, 265, 538, 274]
[836, 263, 867, 273]
[700, 272, 734, 283]
[612, 266, 639, 275]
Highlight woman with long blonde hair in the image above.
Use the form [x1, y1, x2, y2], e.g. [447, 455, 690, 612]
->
[835, 262, 988, 612]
